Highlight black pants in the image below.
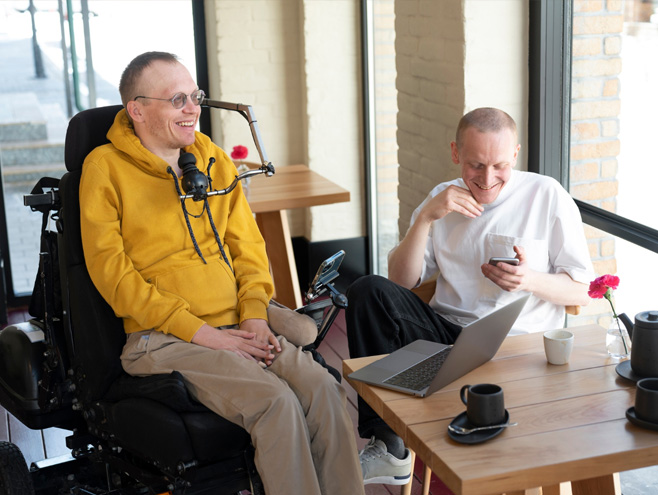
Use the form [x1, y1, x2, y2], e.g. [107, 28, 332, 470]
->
[345, 275, 461, 439]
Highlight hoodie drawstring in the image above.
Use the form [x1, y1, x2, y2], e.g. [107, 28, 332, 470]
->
[166, 166, 233, 273]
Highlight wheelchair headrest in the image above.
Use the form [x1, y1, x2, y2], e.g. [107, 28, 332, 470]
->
[64, 105, 123, 172]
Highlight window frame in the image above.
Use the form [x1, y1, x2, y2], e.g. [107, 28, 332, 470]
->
[528, 0, 658, 255]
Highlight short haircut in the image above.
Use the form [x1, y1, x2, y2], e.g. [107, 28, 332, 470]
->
[455, 108, 517, 149]
[119, 51, 179, 107]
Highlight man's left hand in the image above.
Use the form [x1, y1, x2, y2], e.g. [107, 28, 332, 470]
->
[481, 245, 530, 293]
[240, 318, 281, 366]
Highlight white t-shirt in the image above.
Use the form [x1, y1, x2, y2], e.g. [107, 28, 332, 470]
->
[405, 170, 594, 335]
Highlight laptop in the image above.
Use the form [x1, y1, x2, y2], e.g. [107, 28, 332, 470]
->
[348, 294, 530, 397]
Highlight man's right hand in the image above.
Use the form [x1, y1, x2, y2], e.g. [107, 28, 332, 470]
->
[420, 185, 483, 222]
[191, 323, 275, 363]
[389, 185, 483, 288]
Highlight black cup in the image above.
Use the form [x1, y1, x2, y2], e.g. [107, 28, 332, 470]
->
[459, 383, 506, 427]
[635, 378, 658, 424]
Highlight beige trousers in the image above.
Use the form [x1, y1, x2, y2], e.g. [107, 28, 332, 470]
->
[121, 330, 365, 495]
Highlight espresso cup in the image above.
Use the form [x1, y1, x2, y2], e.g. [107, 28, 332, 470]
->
[459, 383, 506, 427]
[635, 378, 658, 424]
[543, 329, 574, 365]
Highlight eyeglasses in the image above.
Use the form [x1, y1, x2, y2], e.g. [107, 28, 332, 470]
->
[133, 89, 206, 109]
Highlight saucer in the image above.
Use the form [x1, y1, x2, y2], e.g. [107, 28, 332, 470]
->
[616, 360, 644, 383]
[626, 407, 658, 432]
[447, 410, 510, 445]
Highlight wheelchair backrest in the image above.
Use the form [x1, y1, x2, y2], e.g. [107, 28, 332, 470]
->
[60, 105, 126, 403]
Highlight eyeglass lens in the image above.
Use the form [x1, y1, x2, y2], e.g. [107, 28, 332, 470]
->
[172, 90, 205, 109]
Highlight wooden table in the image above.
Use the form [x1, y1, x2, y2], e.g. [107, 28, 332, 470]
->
[344, 325, 658, 495]
[245, 164, 350, 309]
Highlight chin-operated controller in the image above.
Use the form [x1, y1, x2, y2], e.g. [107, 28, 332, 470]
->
[179, 152, 210, 200]
[176, 152, 274, 202]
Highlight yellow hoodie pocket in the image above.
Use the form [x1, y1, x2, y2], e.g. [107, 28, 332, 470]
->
[152, 259, 238, 320]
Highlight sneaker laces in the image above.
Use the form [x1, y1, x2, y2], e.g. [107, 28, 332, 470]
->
[360, 437, 387, 461]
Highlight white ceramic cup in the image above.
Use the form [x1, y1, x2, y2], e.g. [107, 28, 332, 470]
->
[543, 330, 575, 365]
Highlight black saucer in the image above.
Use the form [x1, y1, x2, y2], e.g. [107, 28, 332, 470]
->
[626, 407, 658, 432]
[616, 360, 644, 383]
[448, 410, 510, 445]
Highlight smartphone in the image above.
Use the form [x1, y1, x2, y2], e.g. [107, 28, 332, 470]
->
[308, 250, 345, 293]
[489, 257, 519, 266]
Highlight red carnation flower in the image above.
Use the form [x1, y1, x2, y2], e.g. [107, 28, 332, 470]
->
[231, 145, 248, 160]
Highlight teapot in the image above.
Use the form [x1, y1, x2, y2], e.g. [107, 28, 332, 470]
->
[619, 311, 658, 377]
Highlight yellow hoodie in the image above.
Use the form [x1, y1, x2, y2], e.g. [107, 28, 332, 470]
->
[80, 109, 273, 342]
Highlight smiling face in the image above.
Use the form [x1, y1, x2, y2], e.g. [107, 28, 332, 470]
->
[451, 127, 520, 205]
[126, 60, 200, 163]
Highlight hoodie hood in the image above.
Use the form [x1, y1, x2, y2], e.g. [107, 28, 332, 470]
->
[108, 109, 213, 179]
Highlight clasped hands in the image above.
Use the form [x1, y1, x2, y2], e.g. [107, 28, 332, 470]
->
[191, 319, 281, 367]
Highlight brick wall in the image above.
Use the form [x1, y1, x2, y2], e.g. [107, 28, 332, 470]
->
[301, 0, 363, 241]
[395, 0, 527, 236]
[395, 0, 466, 236]
[568, 0, 623, 326]
[206, 0, 363, 241]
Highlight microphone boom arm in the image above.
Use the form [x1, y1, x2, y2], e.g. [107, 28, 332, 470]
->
[201, 98, 274, 174]
[179, 166, 273, 201]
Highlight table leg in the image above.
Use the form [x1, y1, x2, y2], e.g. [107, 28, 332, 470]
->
[542, 482, 573, 495]
[400, 449, 416, 495]
[570, 473, 619, 495]
[422, 463, 431, 495]
[255, 210, 302, 309]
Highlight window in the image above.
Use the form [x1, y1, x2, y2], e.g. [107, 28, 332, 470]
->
[362, 0, 399, 277]
[0, 0, 203, 310]
[530, 0, 658, 322]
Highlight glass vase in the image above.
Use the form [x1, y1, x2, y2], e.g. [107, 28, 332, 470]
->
[606, 317, 631, 359]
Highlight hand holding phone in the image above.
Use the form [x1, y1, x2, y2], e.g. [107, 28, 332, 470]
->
[488, 257, 519, 266]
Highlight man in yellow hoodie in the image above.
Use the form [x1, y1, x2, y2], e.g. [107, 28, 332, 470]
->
[79, 51, 364, 495]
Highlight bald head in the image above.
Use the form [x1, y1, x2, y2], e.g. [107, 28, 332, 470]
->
[119, 51, 180, 107]
[455, 108, 517, 150]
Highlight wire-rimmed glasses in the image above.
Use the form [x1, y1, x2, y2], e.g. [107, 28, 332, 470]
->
[133, 89, 205, 109]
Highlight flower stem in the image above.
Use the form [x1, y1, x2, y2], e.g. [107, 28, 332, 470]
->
[614, 316, 629, 355]
[606, 290, 629, 355]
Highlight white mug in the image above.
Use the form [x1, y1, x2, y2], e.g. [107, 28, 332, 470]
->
[543, 330, 574, 365]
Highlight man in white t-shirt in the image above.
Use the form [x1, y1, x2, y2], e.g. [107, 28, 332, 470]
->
[348, 107, 594, 486]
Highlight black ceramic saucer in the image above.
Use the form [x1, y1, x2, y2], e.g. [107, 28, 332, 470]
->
[448, 410, 510, 445]
[626, 407, 658, 432]
[616, 360, 644, 383]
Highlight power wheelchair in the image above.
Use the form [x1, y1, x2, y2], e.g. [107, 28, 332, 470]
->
[0, 105, 349, 495]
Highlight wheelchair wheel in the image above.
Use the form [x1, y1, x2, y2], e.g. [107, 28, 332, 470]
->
[0, 442, 34, 495]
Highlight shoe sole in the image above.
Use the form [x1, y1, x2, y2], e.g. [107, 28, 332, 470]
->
[363, 473, 412, 486]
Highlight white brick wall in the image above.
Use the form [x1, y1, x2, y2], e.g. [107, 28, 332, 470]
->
[395, 0, 465, 236]
[206, 0, 363, 241]
[463, 0, 528, 173]
[395, 0, 527, 236]
[205, 0, 527, 244]
[301, 0, 363, 241]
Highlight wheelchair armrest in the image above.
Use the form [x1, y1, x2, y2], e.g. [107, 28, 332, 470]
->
[104, 371, 208, 413]
[296, 298, 333, 326]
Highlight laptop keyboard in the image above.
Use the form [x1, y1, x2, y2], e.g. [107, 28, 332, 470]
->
[383, 346, 453, 391]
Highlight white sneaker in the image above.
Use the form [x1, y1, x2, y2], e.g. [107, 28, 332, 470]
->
[359, 436, 412, 485]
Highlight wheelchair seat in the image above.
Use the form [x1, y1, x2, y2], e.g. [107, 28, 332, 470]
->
[59, 105, 259, 493]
